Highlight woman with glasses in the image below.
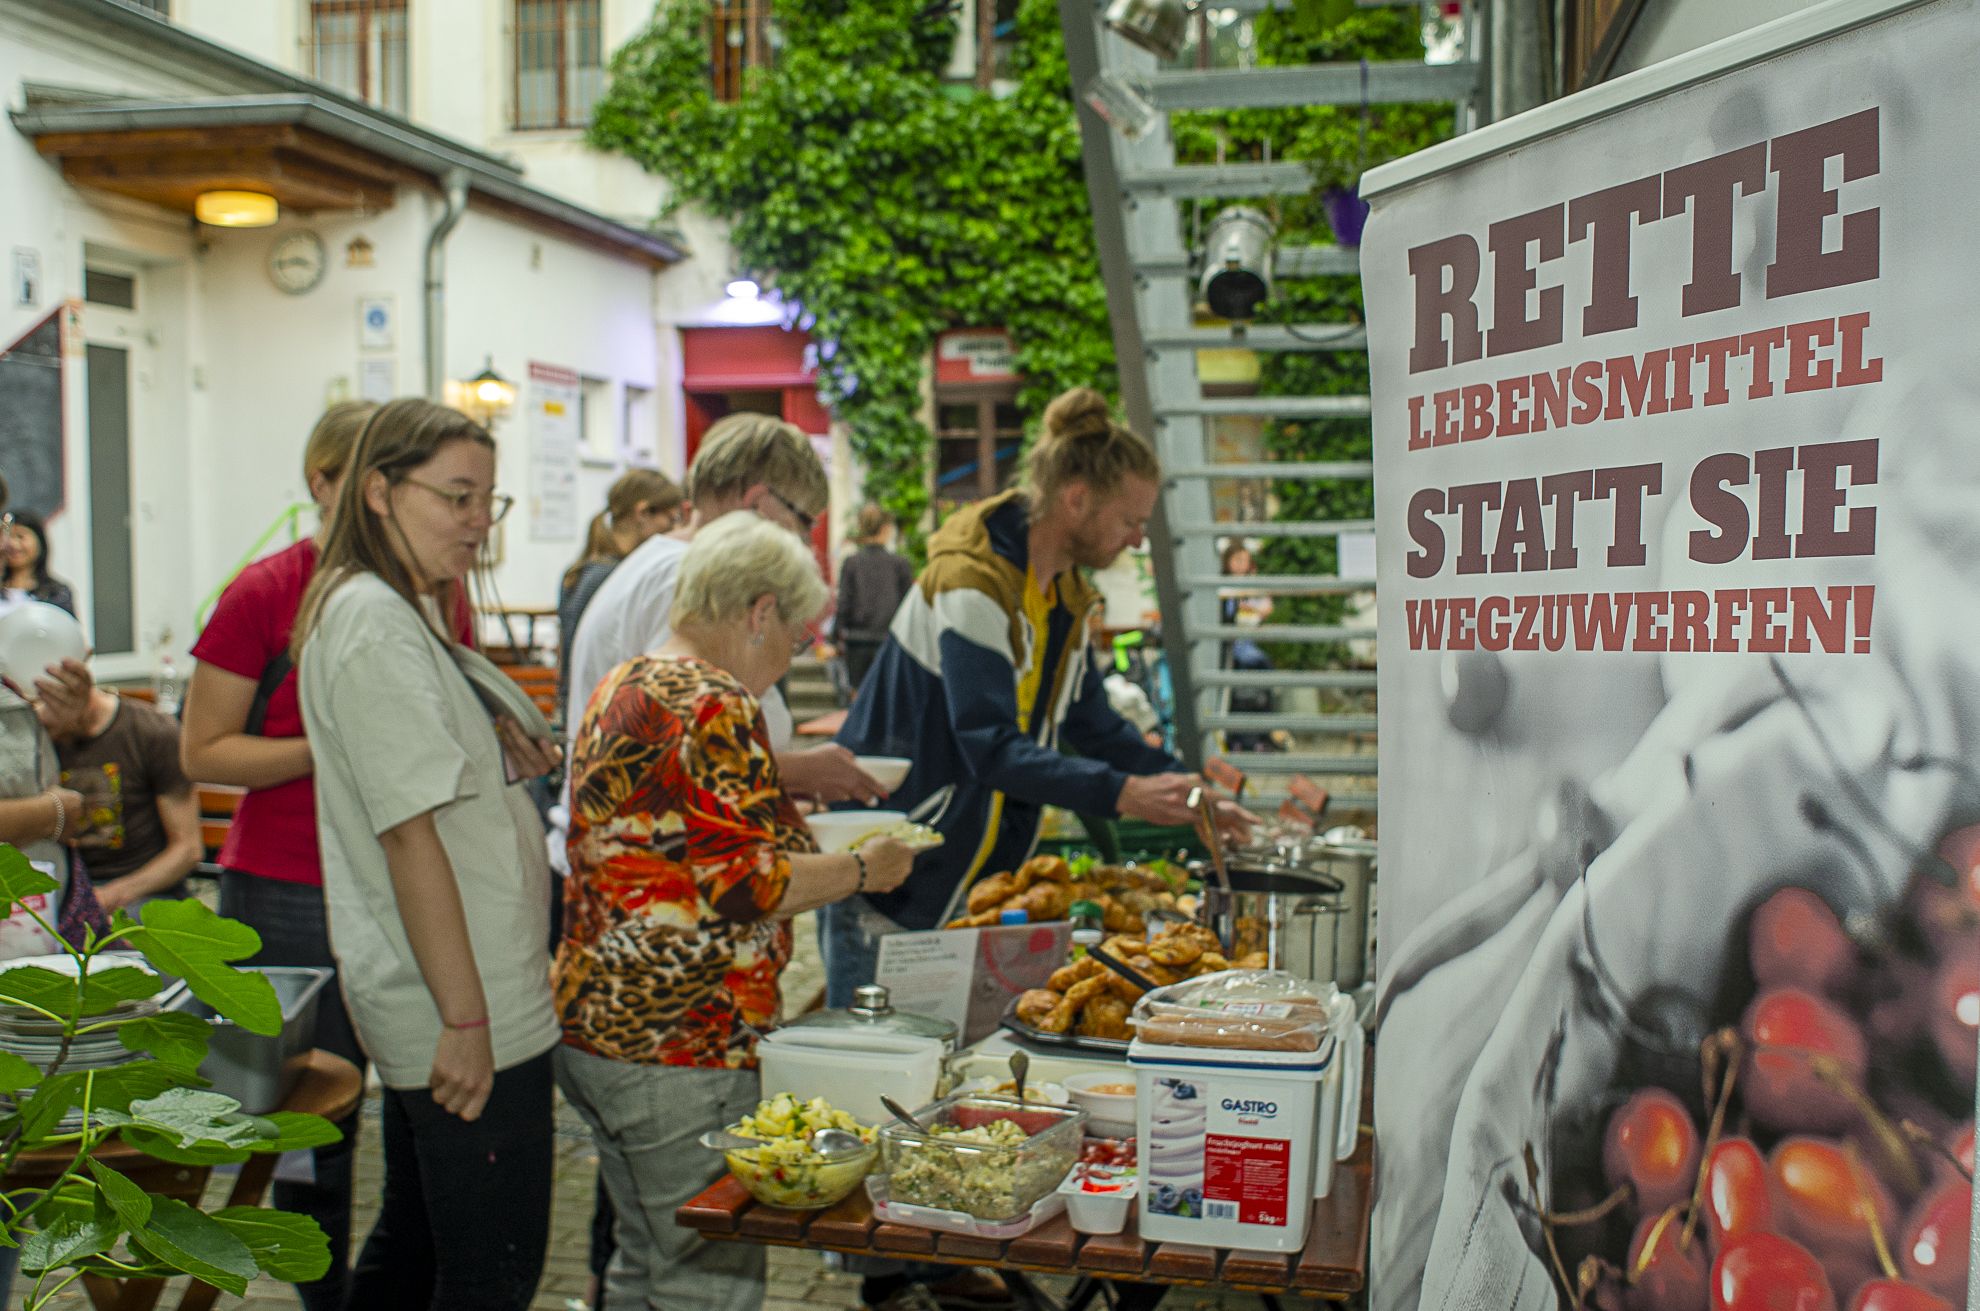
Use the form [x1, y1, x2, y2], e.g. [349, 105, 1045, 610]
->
[555, 513, 916, 1311]
[1, 511, 76, 616]
[292, 398, 559, 1311]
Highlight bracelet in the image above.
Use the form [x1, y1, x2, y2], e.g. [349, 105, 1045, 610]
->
[46, 790, 64, 844]
[443, 1017, 490, 1031]
[853, 851, 869, 894]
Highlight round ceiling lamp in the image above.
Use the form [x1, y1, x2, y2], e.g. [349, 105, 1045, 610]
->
[194, 190, 280, 228]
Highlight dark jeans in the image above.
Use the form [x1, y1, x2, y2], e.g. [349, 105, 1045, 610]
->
[352, 1050, 556, 1311]
[219, 871, 364, 1311]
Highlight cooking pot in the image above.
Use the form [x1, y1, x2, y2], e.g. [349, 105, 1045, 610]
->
[1191, 843, 1374, 992]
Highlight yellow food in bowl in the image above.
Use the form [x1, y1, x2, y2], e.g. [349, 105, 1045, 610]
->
[719, 1093, 878, 1210]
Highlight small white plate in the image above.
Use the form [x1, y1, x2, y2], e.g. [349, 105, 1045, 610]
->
[854, 756, 912, 792]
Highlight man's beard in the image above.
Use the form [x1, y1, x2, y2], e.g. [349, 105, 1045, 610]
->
[1067, 523, 1119, 571]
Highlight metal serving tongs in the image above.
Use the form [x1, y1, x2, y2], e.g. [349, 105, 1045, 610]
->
[1188, 785, 1234, 899]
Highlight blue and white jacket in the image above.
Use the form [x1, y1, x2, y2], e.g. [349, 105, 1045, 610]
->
[834, 491, 1179, 930]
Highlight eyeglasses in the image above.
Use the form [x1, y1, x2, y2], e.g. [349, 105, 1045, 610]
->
[403, 477, 515, 524]
[765, 488, 816, 537]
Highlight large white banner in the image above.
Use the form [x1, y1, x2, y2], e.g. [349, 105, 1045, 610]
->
[1365, 2, 1979, 1306]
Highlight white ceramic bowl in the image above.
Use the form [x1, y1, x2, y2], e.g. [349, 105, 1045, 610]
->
[1062, 1070, 1139, 1138]
[855, 756, 912, 793]
[0, 602, 87, 691]
[805, 810, 909, 854]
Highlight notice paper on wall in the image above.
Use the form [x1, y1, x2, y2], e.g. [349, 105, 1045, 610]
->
[527, 362, 580, 541]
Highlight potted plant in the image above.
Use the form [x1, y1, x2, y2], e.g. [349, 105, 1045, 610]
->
[0, 843, 335, 1308]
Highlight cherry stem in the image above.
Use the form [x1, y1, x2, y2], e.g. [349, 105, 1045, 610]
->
[1843, 1141, 1900, 1282]
[1632, 1204, 1685, 1282]
[1680, 1028, 1741, 1251]
[1525, 1143, 1577, 1303]
[1900, 1120, 1974, 1184]
[1575, 1254, 1620, 1309]
[1803, 1052, 1924, 1195]
[1539, 1185, 1633, 1229]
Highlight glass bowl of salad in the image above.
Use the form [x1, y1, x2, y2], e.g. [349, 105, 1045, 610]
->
[878, 1093, 1086, 1220]
[713, 1094, 878, 1210]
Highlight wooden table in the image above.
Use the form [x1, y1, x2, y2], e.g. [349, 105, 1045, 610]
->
[6, 1050, 364, 1311]
[677, 1105, 1371, 1304]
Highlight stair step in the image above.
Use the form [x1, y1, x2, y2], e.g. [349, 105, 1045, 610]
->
[1197, 669, 1376, 691]
[1144, 60, 1479, 111]
[1155, 396, 1372, 419]
[1171, 520, 1376, 539]
[1181, 574, 1376, 595]
[1144, 324, 1367, 352]
[1135, 245, 1362, 280]
[1187, 623, 1378, 642]
[1121, 162, 1313, 199]
[1168, 462, 1372, 481]
[1201, 713, 1378, 733]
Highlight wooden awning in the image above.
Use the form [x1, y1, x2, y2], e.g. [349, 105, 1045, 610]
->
[31, 120, 410, 215]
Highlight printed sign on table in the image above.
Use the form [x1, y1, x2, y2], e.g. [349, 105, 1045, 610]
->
[1363, 2, 1979, 1306]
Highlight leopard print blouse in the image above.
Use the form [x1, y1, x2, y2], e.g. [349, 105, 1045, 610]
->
[554, 654, 815, 1068]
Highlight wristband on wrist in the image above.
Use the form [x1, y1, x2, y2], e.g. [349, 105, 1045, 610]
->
[46, 790, 65, 843]
[853, 850, 869, 893]
[443, 1017, 490, 1031]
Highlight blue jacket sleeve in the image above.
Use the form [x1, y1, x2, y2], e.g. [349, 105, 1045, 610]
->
[1060, 653, 1182, 776]
[938, 629, 1132, 816]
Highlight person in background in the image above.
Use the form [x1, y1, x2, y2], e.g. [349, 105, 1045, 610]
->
[1218, 541, 1277, 752]
[2, 511, 75, 616]
[556, 513, 915, 1311]
[181, 399, 468, 1311]
[294, 397, 560, 1311]
[53, 682, 200, 913]
[835, 503, 914, 698]
[555, 469, 683, 725]
[563, 413, 883, 805]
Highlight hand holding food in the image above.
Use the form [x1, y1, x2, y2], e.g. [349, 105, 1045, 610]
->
[855, 836, 916, 894]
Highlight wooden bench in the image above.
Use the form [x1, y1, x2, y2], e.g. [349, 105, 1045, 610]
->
[499, 664, 559, 721]
[194, 784, 244, 879]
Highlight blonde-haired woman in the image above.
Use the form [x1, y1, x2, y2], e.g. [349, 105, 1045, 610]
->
[293, 398, 560, 1311]
[556, 512, 916, 1311]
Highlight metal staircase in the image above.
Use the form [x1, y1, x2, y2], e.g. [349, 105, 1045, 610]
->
[1058, 0, 1485, 814]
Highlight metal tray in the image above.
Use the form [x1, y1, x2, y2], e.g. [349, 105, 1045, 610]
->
[998, 997, 1130, 1058]
[169, 965, 332, 1114]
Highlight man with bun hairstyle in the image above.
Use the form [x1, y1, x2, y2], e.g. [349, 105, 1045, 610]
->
[827, 387, 1243, 1004]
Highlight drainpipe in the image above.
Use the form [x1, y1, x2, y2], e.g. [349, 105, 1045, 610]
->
[423, 168, 470, 402]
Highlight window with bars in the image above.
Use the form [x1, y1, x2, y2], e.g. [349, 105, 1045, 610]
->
[312, 0, 409, 115]
[709, 0, 777, 102]
[126, 0, 169, 15]
[514, 0, 605, 129]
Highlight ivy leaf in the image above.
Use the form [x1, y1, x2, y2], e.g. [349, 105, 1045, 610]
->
[0, 1049, 41, 1095]
[212, 1206, 331, 1283]
[17, 1214, 118, 1273]
[117, 1011, 213, 1074]
[0, 845, 58, 909]
[128, 1197, 255, 1296]
[124, 901, 279, 1036]
[84, 1160, 153, 1233]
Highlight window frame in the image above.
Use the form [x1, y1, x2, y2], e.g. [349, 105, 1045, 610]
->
[310, 0, 410, 114]
[708, 0, 775, 103]
[933, 380, 1023, 505]
[511, 0, 605, 131]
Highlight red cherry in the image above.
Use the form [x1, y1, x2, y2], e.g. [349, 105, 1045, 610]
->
[1849, 1280, 1954, 1311]
[1703, 1138, 1775, 1253]
[1740, 988, 1870, 1134]
[1711, 1233, 1836, 1311]
[1769, 1137, 1897, 1266]
[1751, 888, 1854, 996]
[1897, 1180, 1972, 1300]
[1927, 955, 1980, 1090]
[1606, 1088, 1703, 1216]
[1626, 1208, 1707, 1311]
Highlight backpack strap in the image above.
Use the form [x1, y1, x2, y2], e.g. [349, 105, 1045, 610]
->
[243, 652, 294, 737]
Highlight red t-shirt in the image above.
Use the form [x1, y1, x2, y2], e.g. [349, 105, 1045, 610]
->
[189, 539, 475, 886]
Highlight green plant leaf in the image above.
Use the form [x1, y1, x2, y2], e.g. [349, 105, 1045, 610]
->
[87, 1060, 194, 1116]
[129, 1197, 255, 1296]
[212, 1206, 331, 1283]
[124, 901, 278, 1036]
[84, 1160, 153, 1232]
[0, 845, 58, 909]
[0, 1049, 41, 1094]
[15, 1072, 85, 1141]
[117, 1011, 213, 1073]
[244, 1112, 343, 1155]
[0, 964, 160, 1020]
[17, 1214, 118, 1273]
[111, 1128, 253, 1166]
[102, 1088, 267, 1149]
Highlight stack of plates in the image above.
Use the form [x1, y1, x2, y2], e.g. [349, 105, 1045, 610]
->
[0, 954, 166, 1131]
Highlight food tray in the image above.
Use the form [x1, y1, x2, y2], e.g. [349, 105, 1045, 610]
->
[878, 1093, 1085, 1220]
[998, 997, 1130, 1057]
[866, 1176, 1066, 1240]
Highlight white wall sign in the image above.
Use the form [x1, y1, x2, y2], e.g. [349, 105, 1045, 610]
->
[527, 361, 581, 541]
[357, 356, 394, 402]
[937, 329, 1017, 379]
[358, 295, 394, 350]
[1363, 3, 1979, 1307]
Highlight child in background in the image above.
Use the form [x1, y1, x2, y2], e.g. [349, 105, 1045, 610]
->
[54, 684, 201, 913]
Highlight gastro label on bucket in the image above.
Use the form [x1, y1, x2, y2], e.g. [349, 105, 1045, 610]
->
[1203, 1135, 1290, 1226]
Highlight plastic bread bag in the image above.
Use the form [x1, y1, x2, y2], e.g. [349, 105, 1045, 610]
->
[1129, 969, 1331, 1052]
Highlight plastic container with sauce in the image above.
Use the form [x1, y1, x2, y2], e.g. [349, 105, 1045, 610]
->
[1059, 1165, 1139, 1234]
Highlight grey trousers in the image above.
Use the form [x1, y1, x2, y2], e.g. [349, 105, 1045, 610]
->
[554, 1046, 765, 1311]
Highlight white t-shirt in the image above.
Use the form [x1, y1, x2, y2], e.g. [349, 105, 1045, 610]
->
[565, 531, 794, 746]
[299, 573, 558, 1089]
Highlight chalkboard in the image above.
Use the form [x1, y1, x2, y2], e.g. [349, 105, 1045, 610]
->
[0, 311, 65, 516]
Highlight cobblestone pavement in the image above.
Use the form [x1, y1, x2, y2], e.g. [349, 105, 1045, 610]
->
[7, 916, 1335, 1310]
